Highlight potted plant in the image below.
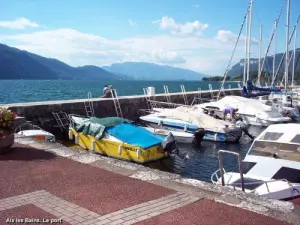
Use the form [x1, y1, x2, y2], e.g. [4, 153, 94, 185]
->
[0, 107, 16, 154]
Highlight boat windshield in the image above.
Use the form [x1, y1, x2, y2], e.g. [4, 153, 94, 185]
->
[249, 141, 300, 162]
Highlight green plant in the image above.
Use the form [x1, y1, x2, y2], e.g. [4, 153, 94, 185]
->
[0, 107, 16, 138]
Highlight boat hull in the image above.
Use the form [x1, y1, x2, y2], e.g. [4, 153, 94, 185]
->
[142, 120, 241, 143]
[17, 130, 56, 142]
[144, 127, 195, 144]
[69, 128, 167, 163]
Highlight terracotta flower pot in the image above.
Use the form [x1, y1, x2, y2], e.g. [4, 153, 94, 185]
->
[0, 133, 14, 154]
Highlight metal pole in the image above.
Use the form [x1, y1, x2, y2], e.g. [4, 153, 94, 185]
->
[216, 2, 250, 100]
[243, 8, 249, 86]
[218, 151, 225, 186]
[272, 20, 277, 85]
[238, 154, 245, 192]
[285, 0, 290, 91]
[292, 26, 298, 86]
[246, 0, 253, 82]
[273, 15, 300, 84]
[258, 23, 263, 86]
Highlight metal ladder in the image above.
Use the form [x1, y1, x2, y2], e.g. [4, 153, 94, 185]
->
[143, 88, 156, 110]
[180, 85, 188, 105]
[52, 111, 70, 131]
[218, 150, 245, 192]
[111, 89, 123, 118]
[208, 84, 217, 101]
[191, 88, 203, 105]
[84, 92, 95, 117]
[163, 85, 171, 103]
[228, 84, 233, 95]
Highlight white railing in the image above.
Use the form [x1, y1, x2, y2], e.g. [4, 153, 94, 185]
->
[211, 167, 296, 194]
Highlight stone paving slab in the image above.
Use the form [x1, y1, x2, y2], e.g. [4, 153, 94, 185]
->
[136, 199, 292, 225]
[0, 143, 175, 215]
[7, 138, 300, 225]
[0, 204, 71, 225]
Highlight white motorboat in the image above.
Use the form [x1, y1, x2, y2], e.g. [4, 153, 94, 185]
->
[257, 93, 300, 119]
[196, 96, 291, 127]
[211, 123, 300, 201]
[143, 127, 202, 144]
[15, 123, 55, 142]
[140, 106, 242, 143]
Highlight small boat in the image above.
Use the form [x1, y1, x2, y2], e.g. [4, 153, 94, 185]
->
[68, 115, 176, 163]
[211, 123, 300, 201]
[196, 96, 291, 127]
[140, 107, 242, 143]
[143, 127, 204, 144]
[15, 123, 55, 142]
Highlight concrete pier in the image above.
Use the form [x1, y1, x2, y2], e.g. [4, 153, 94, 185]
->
[1, 89, 241, 134]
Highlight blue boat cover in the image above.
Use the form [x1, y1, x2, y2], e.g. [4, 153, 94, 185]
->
[107, 123, 164, 149]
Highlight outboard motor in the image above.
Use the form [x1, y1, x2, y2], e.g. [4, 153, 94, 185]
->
[193, 128, 205, 146]
[161, 132, 178, 155]
[234, 117, 255, 140]
[161, 133, 189, 159]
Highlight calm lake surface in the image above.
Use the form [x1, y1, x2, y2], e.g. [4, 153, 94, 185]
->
[0, 80, 239, 104]
[1, 79, 257, 183]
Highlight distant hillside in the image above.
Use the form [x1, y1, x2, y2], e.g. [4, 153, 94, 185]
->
[102, 62, 206, 81]
[228, 48, 300, 78]
[0, 43, 132, 80]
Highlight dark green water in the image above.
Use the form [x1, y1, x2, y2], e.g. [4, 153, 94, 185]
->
[0, 80, 239, 104]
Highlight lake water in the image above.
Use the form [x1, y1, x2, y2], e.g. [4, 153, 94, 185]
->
[1, 79, 259, 183]
[0, 80, 239, 104]
[147, 125, 265, 182]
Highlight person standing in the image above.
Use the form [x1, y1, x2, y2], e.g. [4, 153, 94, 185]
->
[103, 85, 108, 95]
[223, 107, 238, 121]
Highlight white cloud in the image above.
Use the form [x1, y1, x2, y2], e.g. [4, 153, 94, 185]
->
[0, 28, 250, 75]
[155, 16, 208, 36]
[215, 30, 258, 45]
[128, 19, 137, 27]
[193, 4, 200, 8]
[0, 18, 39, 29]
[151, 50, 186, 64]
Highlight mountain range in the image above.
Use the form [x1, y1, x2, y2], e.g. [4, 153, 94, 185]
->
[227, 48, 300, 77]
[0, 43, 205, 81]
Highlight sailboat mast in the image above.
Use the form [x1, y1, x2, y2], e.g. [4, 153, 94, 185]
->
[246, 0, 253, 82]
[285, 0, 290, 90]
[292, 23, 298, 86]
[272, 20, 277, 84]
[258, 23, 263, 84]
[243, 8, 249, 86]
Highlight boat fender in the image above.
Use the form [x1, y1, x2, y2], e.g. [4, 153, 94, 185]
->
[90, 140, 95, 152]
[137, 149, 141, 159]
[74, 134, 79, 144]
[118, 144, 122, 155]
[214, 133, 218, 141]
[68, 129, 73, 140]
[184, 124, 187, 132]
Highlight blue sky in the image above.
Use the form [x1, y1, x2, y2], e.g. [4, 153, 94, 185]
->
[0, 0, 299, 75]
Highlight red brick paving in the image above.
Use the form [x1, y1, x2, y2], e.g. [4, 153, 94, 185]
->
[137, 199, 291, 225]
[291, 198, 300, 206]
[0, 143, 175, 215]
[0, 204, 70, 225]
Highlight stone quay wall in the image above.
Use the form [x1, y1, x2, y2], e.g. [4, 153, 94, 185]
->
[2, 88, 242, 135]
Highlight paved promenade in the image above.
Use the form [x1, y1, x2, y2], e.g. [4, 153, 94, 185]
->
[0, 137, 299, 225]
